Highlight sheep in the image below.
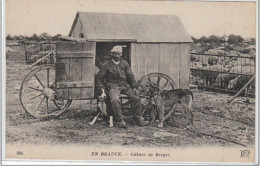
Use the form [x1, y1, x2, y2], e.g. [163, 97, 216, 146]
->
[249, 50, 256, 58]
[191, 61, 203, 69]
[228, 75, 255, 94]
[204, 49, 219, 66]
[229, 65, 255, 75]
[203, 49, 231, 66]
[6, 47, 17, 52]
[193, 64, 231, 87]
[196, 54, 208, 66]
[207, 64, 231, 72]
[215, 73, 239, 89]
[208, 55, 219, 66]
[190, 54, 198, 62]
[228, 58, 255, 67]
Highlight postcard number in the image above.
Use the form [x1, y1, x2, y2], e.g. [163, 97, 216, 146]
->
[16, 151, 23, 155]
[240, 150, 250, 158]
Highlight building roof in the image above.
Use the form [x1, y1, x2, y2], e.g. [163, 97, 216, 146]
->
[69, 12, 192, 43]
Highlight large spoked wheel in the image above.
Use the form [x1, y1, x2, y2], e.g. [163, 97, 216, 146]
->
[137, 73, 176, 118]
[20, 65, 72, 119]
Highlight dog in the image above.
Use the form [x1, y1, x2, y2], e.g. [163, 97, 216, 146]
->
[89, 88, 113, 127]
[150, 88, 194, 128]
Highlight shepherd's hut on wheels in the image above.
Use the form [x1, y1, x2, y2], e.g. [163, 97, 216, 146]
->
[20, 12, 193, 119]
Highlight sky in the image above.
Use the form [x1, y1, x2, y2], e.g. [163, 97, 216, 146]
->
[5, 0, 256, 38]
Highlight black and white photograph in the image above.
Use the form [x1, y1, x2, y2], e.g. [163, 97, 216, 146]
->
[2, 0, 258, 164]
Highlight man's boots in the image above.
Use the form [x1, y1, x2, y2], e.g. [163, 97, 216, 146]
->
[117, 119, 127, 128]
[134, 116, 149, 127]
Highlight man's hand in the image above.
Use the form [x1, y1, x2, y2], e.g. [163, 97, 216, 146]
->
[133, 88, 139, 96]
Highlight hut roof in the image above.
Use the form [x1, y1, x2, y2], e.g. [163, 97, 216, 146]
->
[69, 12, 192, 43]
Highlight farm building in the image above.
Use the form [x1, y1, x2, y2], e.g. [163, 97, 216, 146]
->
[67, 12, 192, 89]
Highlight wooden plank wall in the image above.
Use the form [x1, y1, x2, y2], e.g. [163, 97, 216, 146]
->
[70, 17, 84, 38]
[131, 44, 159, 80]
[158, 43, 180, 88]
[56, 42, 96, 99]
[131, 43, 190, 89]
[179, 43, 191, 89]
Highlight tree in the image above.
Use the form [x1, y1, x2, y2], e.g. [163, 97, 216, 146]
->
[199, 36, 209, 43]
[6, 34, 12, 40]
[220, 35, 228, 43]
[191, 36, 199, 43]
[227, 34, 244, 44]
[12, 35, 18, 40]
[52, 34, 62, 40]
[18, 35, 25, 40]
[249, 38, 255, 45]
[208, 35, 220, 44]
[31, 33, 39, 41]
[227, 34, 237, 44]
[236, 35, 244, 43]
[39, 32, 51, 40]
[24, 35, 31, 41]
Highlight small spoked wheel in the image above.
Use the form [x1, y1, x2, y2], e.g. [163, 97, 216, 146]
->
[19, 65, 72, 119]
[137, 73, 176, 118]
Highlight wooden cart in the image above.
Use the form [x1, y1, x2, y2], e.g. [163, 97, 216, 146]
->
[19, 41, 177, 119]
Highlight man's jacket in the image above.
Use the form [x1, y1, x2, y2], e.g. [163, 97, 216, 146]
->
[96, 59, 137, 93]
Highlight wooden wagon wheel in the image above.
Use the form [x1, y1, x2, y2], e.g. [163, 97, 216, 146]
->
[20, 65, 72, 119]
[137, 73, 176, 118]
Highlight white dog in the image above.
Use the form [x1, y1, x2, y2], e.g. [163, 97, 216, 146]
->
[89, 89, 113, 127]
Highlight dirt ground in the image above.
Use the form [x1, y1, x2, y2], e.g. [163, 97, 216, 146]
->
[5, 46, 256, 148]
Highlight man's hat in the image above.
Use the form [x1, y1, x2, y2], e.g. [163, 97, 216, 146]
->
[111, 46, 123, 53]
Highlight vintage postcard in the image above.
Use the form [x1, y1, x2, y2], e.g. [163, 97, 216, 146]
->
[2, 0, 258, 165]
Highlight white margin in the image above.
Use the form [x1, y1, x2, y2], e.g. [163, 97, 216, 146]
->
[1, 0, 6, 165]
[255, 0, 259, 166]
[1, 0, 259, 166]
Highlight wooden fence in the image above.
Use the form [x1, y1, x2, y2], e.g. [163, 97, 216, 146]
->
[189, 53, 255, 96]
[23, 40, 56, 65]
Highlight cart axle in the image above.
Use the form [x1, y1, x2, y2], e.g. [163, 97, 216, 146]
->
[43, 87, 55, 100]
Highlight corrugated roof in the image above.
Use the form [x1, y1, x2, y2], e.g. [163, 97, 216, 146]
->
[69, 12, 192, 43]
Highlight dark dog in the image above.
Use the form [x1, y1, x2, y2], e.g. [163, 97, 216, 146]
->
[150, 89, 194, 128]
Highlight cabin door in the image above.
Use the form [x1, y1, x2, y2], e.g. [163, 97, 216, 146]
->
[55, 41, 96, 99]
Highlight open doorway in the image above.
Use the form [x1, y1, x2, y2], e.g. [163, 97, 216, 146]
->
[95, 42, 131, 69]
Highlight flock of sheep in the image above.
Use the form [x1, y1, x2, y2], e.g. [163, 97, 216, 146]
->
[190, 49, 255, 93]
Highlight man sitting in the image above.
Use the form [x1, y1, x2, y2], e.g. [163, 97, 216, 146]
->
[96, 46, 149, 128]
